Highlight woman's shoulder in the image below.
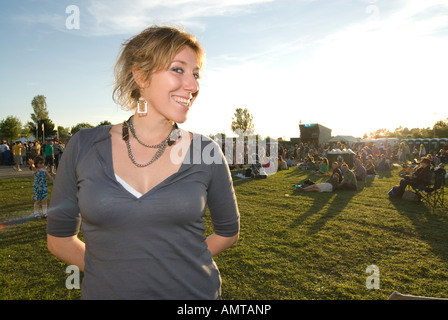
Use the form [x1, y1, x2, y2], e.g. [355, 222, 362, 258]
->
[188, 131, 221, 148]
[183, 131, 229, 165]
[70, 125, 112, 146]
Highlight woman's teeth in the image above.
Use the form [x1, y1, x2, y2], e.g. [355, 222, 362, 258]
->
[173, 97, 190, 106]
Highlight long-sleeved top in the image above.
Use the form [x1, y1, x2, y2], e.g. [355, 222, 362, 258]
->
[47, 125, 240, 300]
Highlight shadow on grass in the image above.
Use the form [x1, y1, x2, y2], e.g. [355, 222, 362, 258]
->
[0, 217, 45, 248]
[284, 167, 305, 176]
[306, 191, 356, 235]
[376, 169, 393, 179]
[232, 177, 252, 188]
[289, 189, 357, 235]
[389, 197, 448, 263]
[289, 192, 333, 229]
[358, 169, 394, 189]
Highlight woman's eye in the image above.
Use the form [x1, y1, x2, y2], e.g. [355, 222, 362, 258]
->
[172, 67, 200, 80]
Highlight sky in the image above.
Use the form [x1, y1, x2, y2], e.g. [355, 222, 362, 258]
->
[1, 0, 448, 139]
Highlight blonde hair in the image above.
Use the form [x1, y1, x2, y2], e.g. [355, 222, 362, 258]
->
[112, 25, 205, 111]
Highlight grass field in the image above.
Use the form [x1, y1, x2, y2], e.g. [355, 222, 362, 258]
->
[1, 165, 447, 300]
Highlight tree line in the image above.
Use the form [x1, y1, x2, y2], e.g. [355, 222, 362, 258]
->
[364, 121, 448, 140]
[0, 95, 111, 142]
[227, 108, 448, 140]
[1, 95, 447, 142]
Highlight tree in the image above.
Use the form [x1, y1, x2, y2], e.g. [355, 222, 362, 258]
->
[27, 118, 57, 141]
[367, 128, 392, 139]
[433, 118, 448, 138]
[57, 126, 71, 136]
[98, 120, 112, 126]
[231, 108, 254, 136]
[30, 95, 49, 123]
[71, 122, 94, 134]
[0, 116, 22, 141]
[27, 95, 56, 140]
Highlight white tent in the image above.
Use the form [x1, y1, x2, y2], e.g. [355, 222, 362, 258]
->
[17, 137, 36, 143]
[328, 135, 360, 143]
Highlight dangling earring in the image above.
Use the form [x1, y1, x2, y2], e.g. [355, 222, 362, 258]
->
[137, 97, 148, 117]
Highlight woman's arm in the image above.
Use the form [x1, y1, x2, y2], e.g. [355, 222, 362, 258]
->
[47, 234, 86, 271]
[205, 233, 239, 257]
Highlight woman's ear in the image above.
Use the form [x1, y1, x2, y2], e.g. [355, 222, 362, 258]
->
[132, 68, 150, 89]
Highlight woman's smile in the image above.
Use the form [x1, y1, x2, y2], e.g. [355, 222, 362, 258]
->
[172, 95, 192, 110]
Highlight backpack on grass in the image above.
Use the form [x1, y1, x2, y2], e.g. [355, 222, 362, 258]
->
[402, 190, 419, 202]
[388, 185, 401, 198]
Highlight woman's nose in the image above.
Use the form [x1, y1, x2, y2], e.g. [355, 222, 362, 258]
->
[184, 74, 199, 94]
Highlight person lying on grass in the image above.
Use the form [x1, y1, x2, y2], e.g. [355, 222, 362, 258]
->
[296, 173, 340, 192]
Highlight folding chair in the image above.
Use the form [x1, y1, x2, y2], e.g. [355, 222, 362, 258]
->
[425, 166, 445, 210]
[412, 166, 446, 211]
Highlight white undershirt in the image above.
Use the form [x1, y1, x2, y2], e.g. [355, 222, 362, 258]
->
[113, 129, 188, 199]
[115, 173, 143, 198]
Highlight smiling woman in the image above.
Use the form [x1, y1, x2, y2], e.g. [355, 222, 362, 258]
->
[46, 25, 240, 300]
[112, 26, 205, 113]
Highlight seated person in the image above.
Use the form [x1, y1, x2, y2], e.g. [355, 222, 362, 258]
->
[299, 155, 317, 170]
[398, 164, 412, 178]
[296, 173, 340, 192]
[278, 155, 288, 170]
[336, 156, 344, 169]
[353, 158, 367, 181]
[441, 145, 448, 163]
[365, 157, 377, 175]
[428, 153, 438, 165]
[395, 157, 431, 196]
[331, 161, 343, 183]
[314, 157, 329, 175]
[376, 154, 391, 171]
[338, 163, 357, 191]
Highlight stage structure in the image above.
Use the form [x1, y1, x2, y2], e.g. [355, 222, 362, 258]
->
[299, 123, 332, 146]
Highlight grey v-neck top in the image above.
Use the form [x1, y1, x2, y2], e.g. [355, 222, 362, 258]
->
[47, 125, 240, 300]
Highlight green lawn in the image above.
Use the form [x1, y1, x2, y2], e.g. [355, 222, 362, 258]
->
[1, 165, 447, 300]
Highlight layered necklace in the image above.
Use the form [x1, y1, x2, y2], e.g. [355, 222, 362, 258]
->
[122, 115, 181, 167]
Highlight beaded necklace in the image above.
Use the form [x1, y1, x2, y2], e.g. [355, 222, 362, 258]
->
[122, 115, 181, 167]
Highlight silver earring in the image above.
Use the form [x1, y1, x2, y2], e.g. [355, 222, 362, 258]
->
[137, 97, 147, 117]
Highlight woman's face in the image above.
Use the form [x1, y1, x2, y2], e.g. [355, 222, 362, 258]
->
[139, 46, 201, 124]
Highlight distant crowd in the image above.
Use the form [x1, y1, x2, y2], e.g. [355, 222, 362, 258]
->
[0, 139, 65, 174]
[274, 140, 448, 193]
[278, 140, 448, 172]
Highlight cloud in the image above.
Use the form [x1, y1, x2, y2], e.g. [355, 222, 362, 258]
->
[190, 0, 448, 138]
[26, 82, 40, 86]
[13, 12, 65, 31]
[10, 0, 274, 37]
[82, 0, 274, 36]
